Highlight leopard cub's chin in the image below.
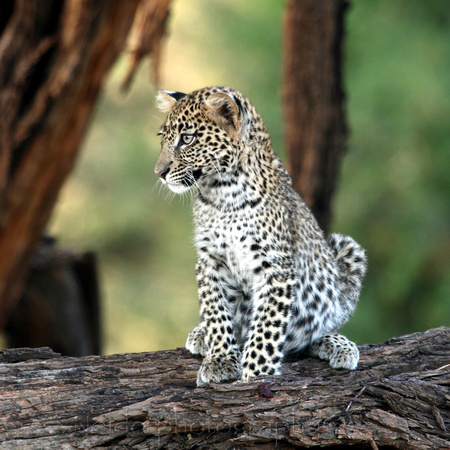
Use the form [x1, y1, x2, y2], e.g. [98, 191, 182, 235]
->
[166, 183, 193, 194]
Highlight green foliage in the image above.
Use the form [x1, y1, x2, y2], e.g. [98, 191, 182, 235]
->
[50, 0, 449, 354]
[337, 0, 450, 342]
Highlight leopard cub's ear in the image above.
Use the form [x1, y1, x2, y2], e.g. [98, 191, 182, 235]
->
[156, 90, 186, 112]
[203, 93, 241, 133]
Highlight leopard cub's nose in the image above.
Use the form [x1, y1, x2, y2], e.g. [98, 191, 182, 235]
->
[156, 166, 170, 180]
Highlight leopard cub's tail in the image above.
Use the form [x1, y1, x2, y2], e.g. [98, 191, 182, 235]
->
[327, 233, 367, 313]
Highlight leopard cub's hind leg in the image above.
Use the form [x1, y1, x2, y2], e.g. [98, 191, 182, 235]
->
[308, 333, 359, 370]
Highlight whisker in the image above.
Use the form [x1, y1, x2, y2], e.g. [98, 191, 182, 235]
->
[152, 179, 162, 196]
[213, 155, 222, 178]
[150, 114, 164, 125]
[163, 185, 176, 203]
[186, 169, 202, 197]
[192, 179, 202, 196]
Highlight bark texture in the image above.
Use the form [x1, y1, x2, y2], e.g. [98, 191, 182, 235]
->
[0, 327, 448, 449]
[283, 0, 348, 232]
[0, 0, 170, 332]
[0, 0, 138, 326]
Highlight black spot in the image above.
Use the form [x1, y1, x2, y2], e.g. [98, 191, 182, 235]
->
[317, 280, 325, 292]
[309, 300, 319, 311]
[257, 355, 267, 365]
[266, 343, 274, 356]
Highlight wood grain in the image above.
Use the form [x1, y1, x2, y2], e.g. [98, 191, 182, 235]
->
[1, 327, 448, 448]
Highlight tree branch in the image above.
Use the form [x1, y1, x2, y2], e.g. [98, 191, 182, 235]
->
[1, 327, 448, 448]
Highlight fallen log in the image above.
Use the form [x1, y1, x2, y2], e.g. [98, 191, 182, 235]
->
[0, 327, 448, 449]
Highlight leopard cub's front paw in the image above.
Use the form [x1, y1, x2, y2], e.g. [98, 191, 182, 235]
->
[196, 350, 242, 387]
[186, 326, 208, 356]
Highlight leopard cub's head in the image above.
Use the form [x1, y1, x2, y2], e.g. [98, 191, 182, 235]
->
[154, 86, 253, 194]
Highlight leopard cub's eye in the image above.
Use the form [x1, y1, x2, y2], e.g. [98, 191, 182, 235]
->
[181, 134, 195, 145]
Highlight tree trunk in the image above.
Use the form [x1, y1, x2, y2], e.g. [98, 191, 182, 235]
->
[1, 327, 448, 449]
[283, 0, 348, 232]
[0, 0, 170, 338]
[0, 0, 138, 326]
[4, 237, 102, 357]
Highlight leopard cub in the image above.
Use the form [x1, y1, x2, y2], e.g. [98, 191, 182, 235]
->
[155, 86, 367, 386]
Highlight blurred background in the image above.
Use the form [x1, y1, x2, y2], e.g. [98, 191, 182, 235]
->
[48, 0, 449, 355]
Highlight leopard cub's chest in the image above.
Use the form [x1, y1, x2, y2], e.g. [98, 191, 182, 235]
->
[195, 201, 266, 279]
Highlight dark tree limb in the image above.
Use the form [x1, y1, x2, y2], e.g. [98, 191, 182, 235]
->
[0, 328, 448, 448]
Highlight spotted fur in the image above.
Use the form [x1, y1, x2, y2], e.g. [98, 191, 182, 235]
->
[155, 86, 367, 386]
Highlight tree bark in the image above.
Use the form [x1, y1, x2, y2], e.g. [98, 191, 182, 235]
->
[0, 327, 448, 449]
[0, 0, 170, 334]
[0, 0, 138, 326]
[283, 0, 348, 232]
